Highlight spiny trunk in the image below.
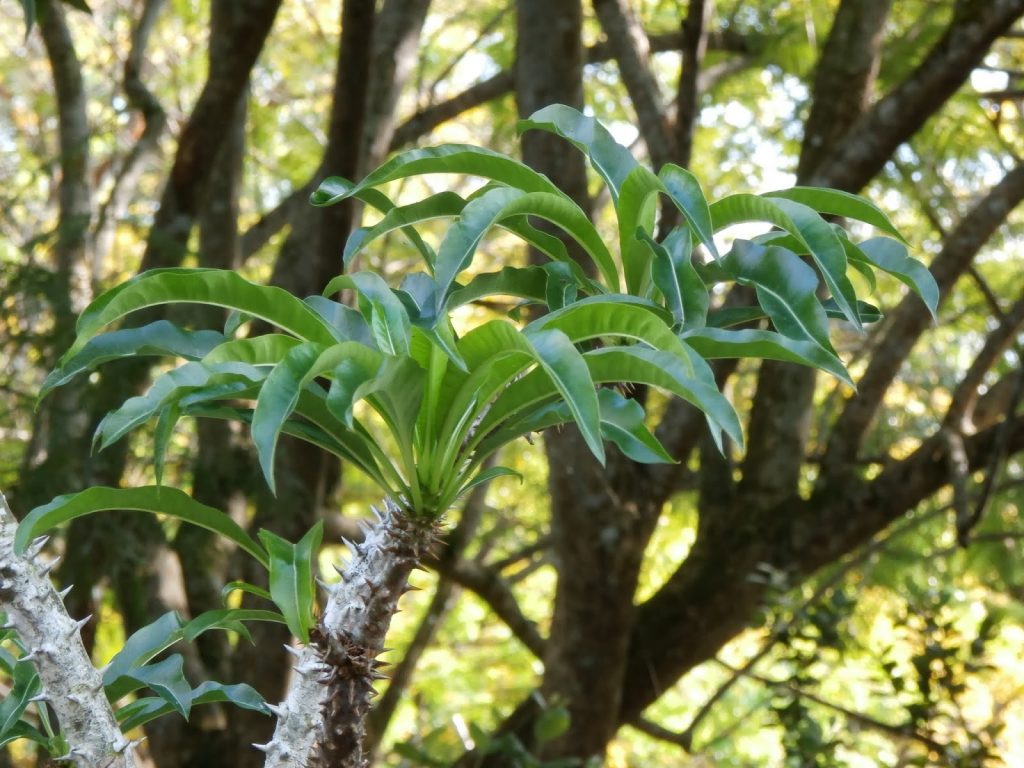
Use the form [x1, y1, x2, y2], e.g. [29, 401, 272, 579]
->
[0, 493, 137, 767]
[259, 498, 439, 767]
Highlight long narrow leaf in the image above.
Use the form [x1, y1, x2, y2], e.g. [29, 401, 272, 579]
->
[15, 486, 268, 567]
[41, 321, 224, 398]
[68, 268, 338, 360]
[518, 104, 637, 202]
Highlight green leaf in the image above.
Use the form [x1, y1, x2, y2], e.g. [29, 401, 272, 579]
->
[659, 164, 720, 260]
[304, 296, 376, 348]
[640, 228, 709, 330]
[709, 194, 860, 328]
[220, 580, 273, 605]
[251, 343, 325, 493]
[595, 387, 675, 463]
[855, 237, 939, 319]
[104, 612, 184, 695]
[40, 321, 225, 398]
[343, 191, 465, 268]
[17, 487, 268, 567]
[67, 269, 337, 360]
[308, 176, 437, 266]
[152, 404, 179, 486]
[0, 660, 41, 736]
[525, 329, 603, 464]
[453, 465, 523, 504]
[313, 145, 564, 204]
[708, 301, 881, 329]
[584, 346, 743, 450]
[322, 272, 411, 356]
[181, 608, 285, 644]
[768, 196, 861, 328]
[616, 166, 664, 294]
[116, 681, 269, 732]
[526, 296, 682, 355]
[108, 655, 192, 718]
[765, 187, 907, 243]
[94, 361, 265, 450]
[723, 240, 835, 352]
[0, 721, 46, 750]
[682, 327, 853, 386]
[518, 104, 638, 202]
[446, 265, 549, 310]
[533, 705, 571, 746]
[258, 522, 323, 643]
[202, 334, 303, 365]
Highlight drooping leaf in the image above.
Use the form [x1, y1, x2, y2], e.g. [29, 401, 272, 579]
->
[855, 237, 939, 319]
[107, 655, 192, 718]
[258, 522, 323, 643]
[342, 191, 466, 268]
[723, 240, 835, 352]
[322, 272, 412, 356]
[220, 580, 273, 605]
[526, 328, 604, 464]
[659, 164, 720, 260]
[681, 327, 853, 386]
[94, 361, 265, 451]
[16, 487, 268, 567]
[103, 612, 184, 694]
[67, 268, 338, 360]
[303, 296, 376, 348]
[765, 187, 907, 243]
[446, 265, 549, 310]
[312, 145, 564, 205]
[640, 227, 709, 330]
[40, 321, 225, 398]
[616, 166, 664, 294]
[583, 346, 744, 450]
[181, 608, 285, 644]
[116, 681, 269, 732]
[307, 176, 437, 266]
[518, 104, 638, 202]
[709, 194, 860, 328]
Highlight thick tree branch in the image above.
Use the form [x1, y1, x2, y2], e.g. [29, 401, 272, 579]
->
[92, 0, 168, 279]
[618, 415, 1024, 724]
[738, 0, 892, 512]
[821, 162, 1024, 476]
[388, 28, 751, 151]
[674, 0, 714, 170]
[592, 0, 674, 168]
[808, 0, 1024, 191]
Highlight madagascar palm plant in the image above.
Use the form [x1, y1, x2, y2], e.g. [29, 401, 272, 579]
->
[6, 105, 934, 766]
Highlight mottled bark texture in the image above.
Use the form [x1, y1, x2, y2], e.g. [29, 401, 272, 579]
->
[261, 501, 439, 767]
[465, 2, 1024, 764]
[0, 493, 137, 767]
